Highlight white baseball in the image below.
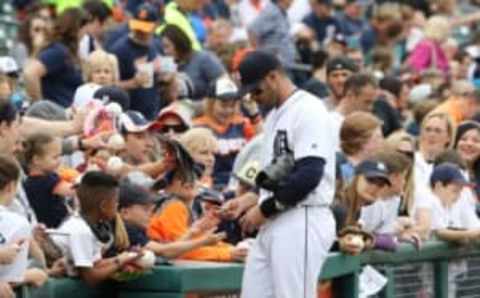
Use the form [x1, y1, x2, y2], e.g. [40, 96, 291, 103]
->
[106, 156, 124, 174]
[135, 250, 155, 269]
[108, 134, 125, 151]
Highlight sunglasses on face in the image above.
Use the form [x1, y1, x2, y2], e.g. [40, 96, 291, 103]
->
[159, 124, 187, 134]
[366, 176, 389, 188]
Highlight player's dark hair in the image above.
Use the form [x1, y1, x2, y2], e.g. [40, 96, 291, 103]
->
[0, 155, 20, 190]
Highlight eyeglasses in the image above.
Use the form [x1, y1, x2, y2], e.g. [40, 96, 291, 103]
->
[159, 124, 187, 134]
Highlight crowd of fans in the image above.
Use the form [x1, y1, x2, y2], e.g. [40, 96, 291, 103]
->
[2, 0, 480, 296]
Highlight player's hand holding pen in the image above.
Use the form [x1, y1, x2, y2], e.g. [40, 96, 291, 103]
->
[220, 192, 258, 220]
[240, 205, 266, 234]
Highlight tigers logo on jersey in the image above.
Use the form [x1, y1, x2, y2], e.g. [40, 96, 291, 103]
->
[273, 130, 290, 158]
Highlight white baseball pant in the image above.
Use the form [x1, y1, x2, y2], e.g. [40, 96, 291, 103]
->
[241, 206, 336, 298]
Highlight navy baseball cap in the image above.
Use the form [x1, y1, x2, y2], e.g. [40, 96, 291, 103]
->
[355, 160, 391, 186]
[430, 163, 469, 186]
[118, 110, 152, 133]
[326, 56, 358, 75]
[238, 51, 281, 97]
[119, 182, 156, 209]
[129, 3, 158, 33]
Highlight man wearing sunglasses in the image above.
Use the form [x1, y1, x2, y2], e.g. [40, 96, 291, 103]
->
[236, 51, 337, 298]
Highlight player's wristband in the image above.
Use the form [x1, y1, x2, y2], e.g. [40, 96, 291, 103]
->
[259, 197, 285, 218]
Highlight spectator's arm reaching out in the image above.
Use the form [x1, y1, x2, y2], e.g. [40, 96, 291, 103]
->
[435, 228, 480, 244]
[23, 59, 47, 101]
[20, 108, 86, 138]
[78, 252, 141, 286]
[145, 231, 225, 259]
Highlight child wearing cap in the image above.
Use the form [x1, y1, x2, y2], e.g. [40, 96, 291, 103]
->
[332, 159, 391, 254]
[118, 182, 225, 258]
[430, 163, 480, 242]
[147, 140, 248, 262]
[0, 57, 28, 109]
[194, 75, 261, 190]
[52, 172, 141, 285]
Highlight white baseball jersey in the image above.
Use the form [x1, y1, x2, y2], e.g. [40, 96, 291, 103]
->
[0, 205, 31, 283]
[260, 89, 336, 206]
[52, 214, 105, 277]
[242, 89, 336, 298]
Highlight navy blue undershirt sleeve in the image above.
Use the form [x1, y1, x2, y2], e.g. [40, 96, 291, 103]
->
[260, 157, 325, 217]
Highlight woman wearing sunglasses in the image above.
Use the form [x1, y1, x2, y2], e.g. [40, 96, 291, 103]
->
[153, 104, 192, 140]
[194, 76, 261, 191]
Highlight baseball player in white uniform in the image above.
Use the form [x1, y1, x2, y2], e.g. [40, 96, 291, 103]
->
[236, 51, 337, 298]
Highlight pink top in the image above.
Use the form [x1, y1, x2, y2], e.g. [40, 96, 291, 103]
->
[407, 39, 449, 76]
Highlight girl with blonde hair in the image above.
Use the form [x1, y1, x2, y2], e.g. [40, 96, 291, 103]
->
[73, 50, 119, 108]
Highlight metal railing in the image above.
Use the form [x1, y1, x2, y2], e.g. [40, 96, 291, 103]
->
[13, 241, 480, 298]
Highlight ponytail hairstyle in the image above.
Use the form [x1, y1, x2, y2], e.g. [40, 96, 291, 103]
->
[338, 176, 364, 227]
[0, 154, 20, 191]
[21, 132, 55, 170]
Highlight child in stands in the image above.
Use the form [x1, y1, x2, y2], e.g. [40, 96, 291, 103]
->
[52, 171, 141, 286]
[118, 181, 225, 258]
[23, 133, 75, 228]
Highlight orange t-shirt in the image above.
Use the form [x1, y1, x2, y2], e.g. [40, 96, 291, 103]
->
[147, 200, 233, 261]
[432, 97, 465, 125]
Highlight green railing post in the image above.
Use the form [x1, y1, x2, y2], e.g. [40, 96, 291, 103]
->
[381, 267, 396, 298]
[334, 271, 359, 298]
[434, 260, 449, 298]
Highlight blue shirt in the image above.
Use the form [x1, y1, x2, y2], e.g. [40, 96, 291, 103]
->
[179, 51, 225, 100]
[38, 42, 83, 107]
[302, 13, 342, 45]
[336, 13, 368, 37]
[125, 223, 149, 247]
[248, 2, 296, 67]
[109, 35, 161, 120]
[24, 173, 68, 228]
